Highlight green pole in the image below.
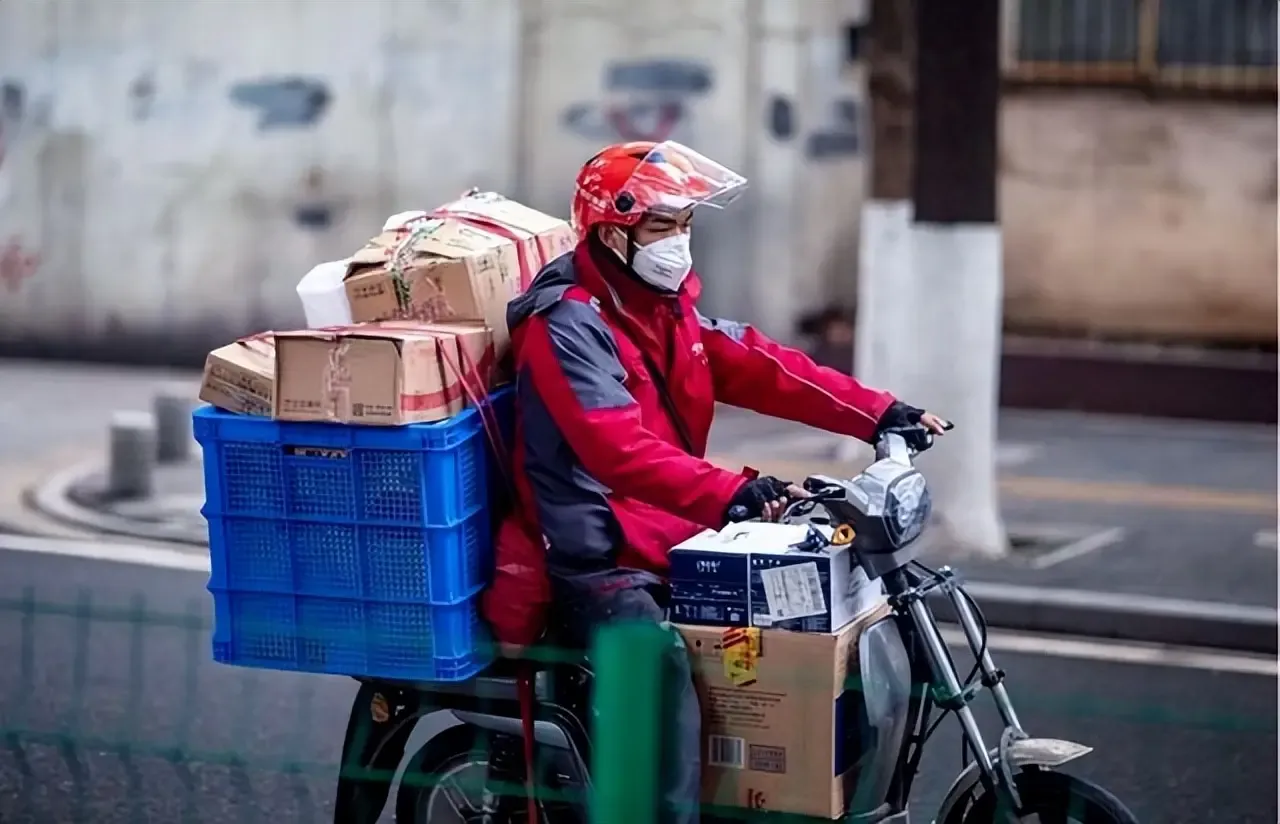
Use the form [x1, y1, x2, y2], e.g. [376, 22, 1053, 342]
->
[590, 621, 676, 824]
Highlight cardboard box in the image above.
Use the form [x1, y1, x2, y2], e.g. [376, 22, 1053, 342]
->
[272, 322, 494, 425]
[669, 523, 886, 633]
[343, 219, 522, 355]
[432, 191, 577, 290]
[678, 605, 893, 819]
[199, 337, 275, 416]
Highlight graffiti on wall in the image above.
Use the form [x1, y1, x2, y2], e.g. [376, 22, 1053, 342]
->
[562, 59, 713, 142]
[0, 79, 23, 208]
[0, 238, 39, 293]
[0, 80, 40, 292]
[230, 77, 331, 130]
[801, 32, 862, 160]
[806, 98, 860, 158]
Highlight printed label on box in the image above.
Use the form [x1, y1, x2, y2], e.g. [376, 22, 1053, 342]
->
[759, 561, 827, 622]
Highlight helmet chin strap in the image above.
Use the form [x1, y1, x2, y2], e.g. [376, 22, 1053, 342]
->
[598, 226, 675, 295]
[607, 226, 640, 268]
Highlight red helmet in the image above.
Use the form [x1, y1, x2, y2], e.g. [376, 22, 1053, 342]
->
[570, 140, 747, 236]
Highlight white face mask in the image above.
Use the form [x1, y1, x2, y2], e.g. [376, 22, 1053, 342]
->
[630, 232, 693, 292]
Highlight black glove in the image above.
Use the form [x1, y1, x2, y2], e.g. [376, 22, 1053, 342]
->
[726, 476, 790, 523]
[874, 401, 943, 453]
[875, 401, 926, 435]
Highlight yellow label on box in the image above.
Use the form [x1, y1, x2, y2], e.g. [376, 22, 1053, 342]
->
[721, 627, 762, 687]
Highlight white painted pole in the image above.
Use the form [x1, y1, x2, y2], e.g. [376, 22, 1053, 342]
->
[908, 224, 1007, 556]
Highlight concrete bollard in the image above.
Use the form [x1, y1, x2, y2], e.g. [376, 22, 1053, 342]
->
[108, 411, 157, 500]
[153, 387, 196, 464]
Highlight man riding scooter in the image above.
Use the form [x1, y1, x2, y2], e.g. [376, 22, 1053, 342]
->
[483, 140, 948, 823]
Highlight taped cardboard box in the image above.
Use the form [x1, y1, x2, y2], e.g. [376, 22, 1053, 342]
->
[199, 337, 275, 416]
[678, 602, 893, 820]
[343, 218, 521, 357]
[432, 191, 577, 291]
[272, 322, 494, 425]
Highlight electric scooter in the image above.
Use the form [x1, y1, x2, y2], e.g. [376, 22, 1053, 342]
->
[333, 423, 1139, 823]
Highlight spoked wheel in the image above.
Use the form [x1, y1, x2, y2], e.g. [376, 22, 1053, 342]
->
[955, 768, 1139, 824]
[394, 726, 528, 824]
[395, 725, 579, 824]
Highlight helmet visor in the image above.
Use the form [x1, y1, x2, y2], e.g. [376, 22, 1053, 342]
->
[618, 141, 747, 218]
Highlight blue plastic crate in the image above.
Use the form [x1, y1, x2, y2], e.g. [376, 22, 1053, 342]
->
[209, 589, 490, 681]
[194, 389, 512, 682]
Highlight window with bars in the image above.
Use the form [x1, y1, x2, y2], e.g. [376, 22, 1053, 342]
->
[1005, 0, 1277, 94]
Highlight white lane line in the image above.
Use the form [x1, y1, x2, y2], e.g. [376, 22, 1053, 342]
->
[940, 627, 1276, 677]
[2, 533, 1273, 675]
[0, 533, 211, 573]
[1029, 526, 1125, 570]
[1254, 530, 1276, 550]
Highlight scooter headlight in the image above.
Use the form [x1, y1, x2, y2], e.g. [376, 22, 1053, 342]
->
[883, 471, 930, 548]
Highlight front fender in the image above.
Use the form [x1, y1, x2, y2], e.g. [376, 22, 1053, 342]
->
[930, 737, 1093, 824]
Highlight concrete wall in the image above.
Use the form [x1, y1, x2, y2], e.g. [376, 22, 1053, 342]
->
[0, 0, 523, 354]
[516, 0, 868, 337]
[0, 0, 1272, 361]
[0, 0, 869, 355]
[1001, 91, 1277, 344]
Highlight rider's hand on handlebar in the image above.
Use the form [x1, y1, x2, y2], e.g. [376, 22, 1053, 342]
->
[876, 401, 952, 437]
[918, 411, 951, 435]
[726, 477, 811, 523]
[763, 484, 812, 521]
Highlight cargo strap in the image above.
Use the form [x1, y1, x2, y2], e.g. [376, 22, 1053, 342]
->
[438, 342, 515, 498]
[517, 664, 539, 822]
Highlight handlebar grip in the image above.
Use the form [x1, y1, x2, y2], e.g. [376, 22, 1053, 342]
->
[727, 505, 751, 522]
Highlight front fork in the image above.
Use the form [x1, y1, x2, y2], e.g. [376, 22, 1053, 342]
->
[891, 566, 1027, 814]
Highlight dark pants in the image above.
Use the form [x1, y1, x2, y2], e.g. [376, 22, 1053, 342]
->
[553, 579, 702, 824]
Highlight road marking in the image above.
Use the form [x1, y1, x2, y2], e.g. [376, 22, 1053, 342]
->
[940, 627, 1277, 677]
[1255, 530, 1277, 550]
[0, 532, 211, 572]
[1027, 526, 1125, 570]
[1, 533, 1272, 675]
[1000, 476, 1276, 516]
[994, 443, 1043, 468]
[709, 455, 1277, 516]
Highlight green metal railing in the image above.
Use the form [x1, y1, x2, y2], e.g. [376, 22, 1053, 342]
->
[1, 588, 1275, 823]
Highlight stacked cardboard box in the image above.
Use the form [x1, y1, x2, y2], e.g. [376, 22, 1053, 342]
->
[198, 193, 575, 425]
[668, 522, 893, 819]
[678, 603, 893, 820]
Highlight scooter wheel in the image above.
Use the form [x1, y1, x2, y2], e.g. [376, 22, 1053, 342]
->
[956, 768, 1138, 823]
[395, 725, 518, 823]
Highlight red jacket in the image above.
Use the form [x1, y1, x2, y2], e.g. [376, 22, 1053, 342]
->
[482, 239, 895, 646]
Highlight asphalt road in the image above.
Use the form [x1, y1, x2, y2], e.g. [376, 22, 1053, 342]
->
[0, 543, 1274, 824]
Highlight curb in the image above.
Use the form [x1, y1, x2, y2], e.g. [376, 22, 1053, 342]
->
[928, 582, 1278, 656]
[29, 462, 1279, 656]
[28, 460, 210, 547]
